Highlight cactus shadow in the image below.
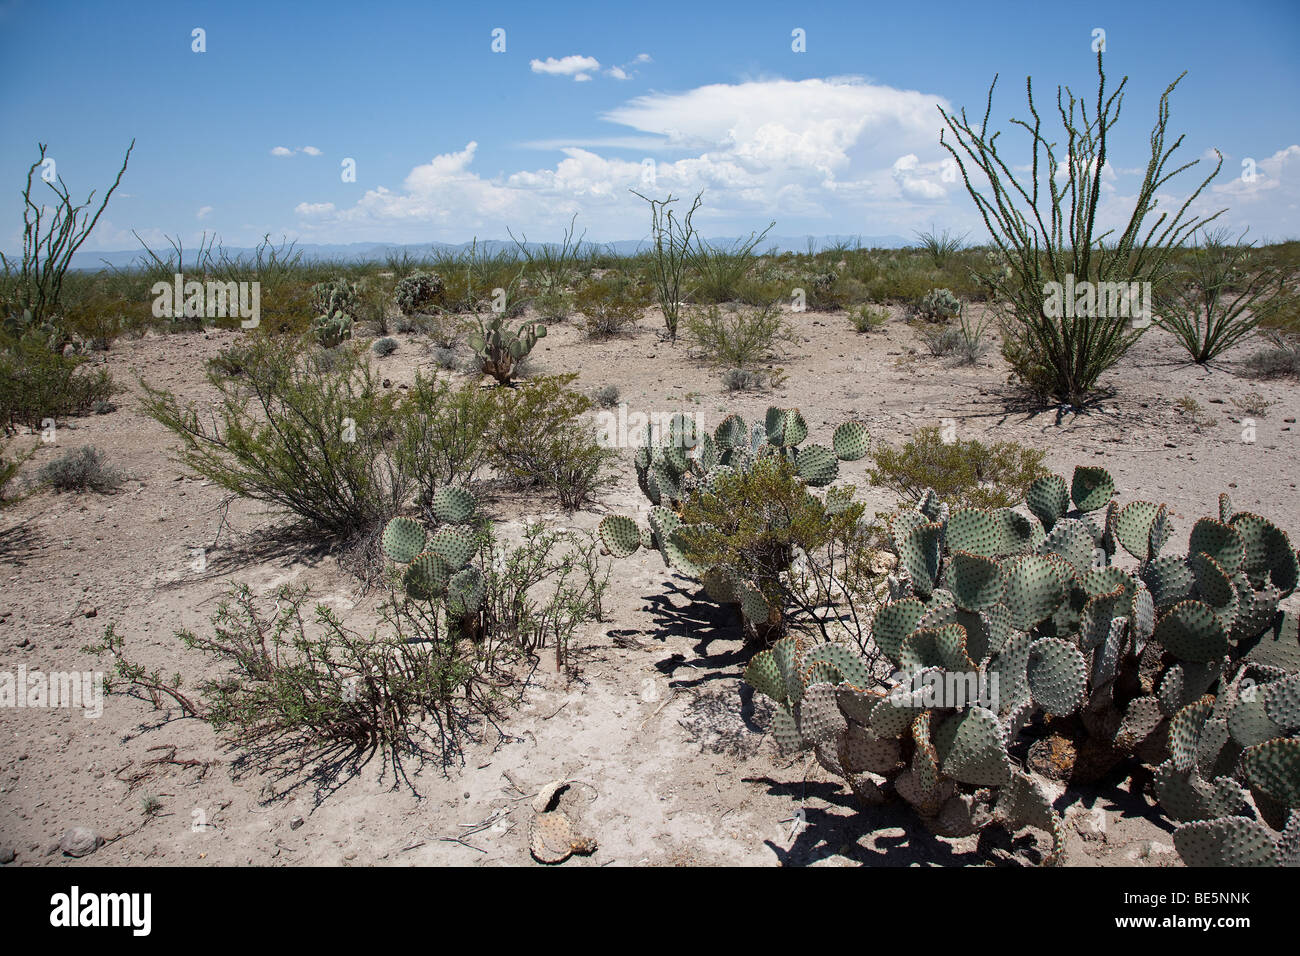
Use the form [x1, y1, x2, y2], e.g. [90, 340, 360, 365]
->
[747, 776, 990, 866]
[0, 518, 41, 566]
[644, 576, 750, 689]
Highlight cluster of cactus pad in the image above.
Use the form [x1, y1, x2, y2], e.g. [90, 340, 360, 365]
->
[394, 271, 444, 316]
[740, 465, 1299, 865]
[310, 277, 360, 320]
[915, 287, 962, 322]
[380, 485, 485, 639]
[468, 314, 546, 384]
[311, 310, 353, 349]
[598, 407, 870, 639]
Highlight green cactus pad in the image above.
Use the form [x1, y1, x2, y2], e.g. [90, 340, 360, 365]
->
[1070, 465, 1114, 513]
[797, 682, 848, 746]
[831, 421, 870, 461]
[1037, 517, 1095, 571]
[1026, 474, 1069, 531]
[1188, 518, 1245, 574]
[1226, 694, 1286, 749]
[898, 521, 943, 598]
[1114, 500, 1160, 560]
[993, 771, 1064, 866]
[1149, 504, 1174, 557]
[381, 517, 427, 564]
[427, 526, 478, 569]
[872, 598, 927, 662]
[841, 723, 902, 774]
[994, 508, 1045, 555]
[1188, 551, 1237, 624]
[802, 642, 872, 688]
[714, 414, 748, 449]
[647, 506, 681, 550]
[1082, 565, 1130, 598]
[1153, 600, 1230, 662]
[1231, 512, 1299, 597]
[1114, 695, 1165, 750]
[404, 551, 454, 601]
[598, 515, 641, 558]
[934, 706, 1012, 787]
[1141, 553, 1195, 608]
[836, 683, 884, 725]
[1026, 637, 1086, 715]
[1242, 738, 1300, 808]
[1155, 762, 1252, 823]
[899, 624, 973, 673]
[764, 406, 808, 447]
[744, 649, 787, 703]
[795, 443, 839, 486]
[430, 485, 477, 524]
[771, 705, 808, 753]
[662, 528, 701, 576]
[701, 565, 742, 604]
[1000, 554, 1067, 631]
[946, 550, 1005, 611]
[739, 582, 774, 630]
[946, 509, 999, 558]
[1078, 585, 1127, 649]
[445, 566, 485, 616]
[1174, 816, 1280, 867]
[872, 691, 924, 737]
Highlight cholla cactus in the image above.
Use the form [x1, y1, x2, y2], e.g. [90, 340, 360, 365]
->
[467, 314, 546, 384]
[916, 287, 962, 322]
[380, 486, 485, 640]
[311, 277, 360, 319]
[311, 310, 353, 349]
[394, 271, 445, 316]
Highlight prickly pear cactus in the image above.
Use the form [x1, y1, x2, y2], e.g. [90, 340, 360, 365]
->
[468, 314, 546, 384]
[394, 271, 445, 316]
[310, 277, 361, 320]
[380, 486, 485, 639]
[602, 407, 871, 641]
[311, 310, 353, 349]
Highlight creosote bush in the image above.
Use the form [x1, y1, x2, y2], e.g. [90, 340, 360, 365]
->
[869, 426, 1050, 510]
[685, 302, 794, 369]
[141, 338, 409, 539]
[0, 333, 117, 429]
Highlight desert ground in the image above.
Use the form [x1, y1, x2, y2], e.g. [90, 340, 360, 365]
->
[1, 301, 1295, 867]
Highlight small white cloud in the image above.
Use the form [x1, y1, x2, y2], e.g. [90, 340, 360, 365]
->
[635, 53, 651, 63]
[530, 55, 601, 78]
[606, 66, 629, 80]
[574, 73, 593, 82]
[197, 205, 213, 219]
[295, 201, 336, 217]
[270, 146, 293, 157]
[301, 146, 322, 156]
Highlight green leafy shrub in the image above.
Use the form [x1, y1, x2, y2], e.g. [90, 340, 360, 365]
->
[869, 427, 1050, 510]
[140, 338, 410, 539]
[38, 444, 123, 493]
[0, 333, 117, 429]
[490, 375, 615, 510]
[684, 302, 794, 369]
[395, 371, 498, 497]
[573, 274, 649, 338]
[850, 303, 889, 333]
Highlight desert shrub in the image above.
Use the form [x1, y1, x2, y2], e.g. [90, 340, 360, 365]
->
[1242, 337, 1300, 379]
[721, 367, 786, 392]
[734, 275, 789, 307]
[430, 346, 459, 370]
[467, 314, 547, 384]
[687, 225, 772, 304]
[914, 287, 962, 322]
[140, 337, 410, 539]
[311, 311, 353, 349]
[685, 302, 793, 368]
[572, 274, 649, 338]
[850, 303, 889, 333]
[395, 272, 445, 316]
[940, 53, 1221, 404]
[490, 374, 616, 510]
[354, 275, 394, 333]
[89, 584, 499, 771]
[533, 288, 572, 322]
[38, 444, 124, 493]
[869, 426, 1050, 510]
[917, 322, 962, 357]
[395, 370, 498, 499]
[0, 442, 32, 505]
[372, 336, 398, 356]
[1155, 229, 1290, 363]
[953, 307, 993, 365]
[915, 228, 969, 268]
[593, 384, 620, 408]
[0, 333, 117, 429]
[634, 191, 701, 341]
[798, 271, 846, 311]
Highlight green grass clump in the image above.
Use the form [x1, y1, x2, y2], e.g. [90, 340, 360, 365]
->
[869, 426, 1050, 510]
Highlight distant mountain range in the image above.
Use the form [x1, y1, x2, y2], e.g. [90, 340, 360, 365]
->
[68, 234, 916, 272]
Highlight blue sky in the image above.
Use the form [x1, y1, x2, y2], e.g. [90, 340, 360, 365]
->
[1, 0, 1297, 254]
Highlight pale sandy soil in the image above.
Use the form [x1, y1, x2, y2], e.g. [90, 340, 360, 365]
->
[2, 302, 1296, 867]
